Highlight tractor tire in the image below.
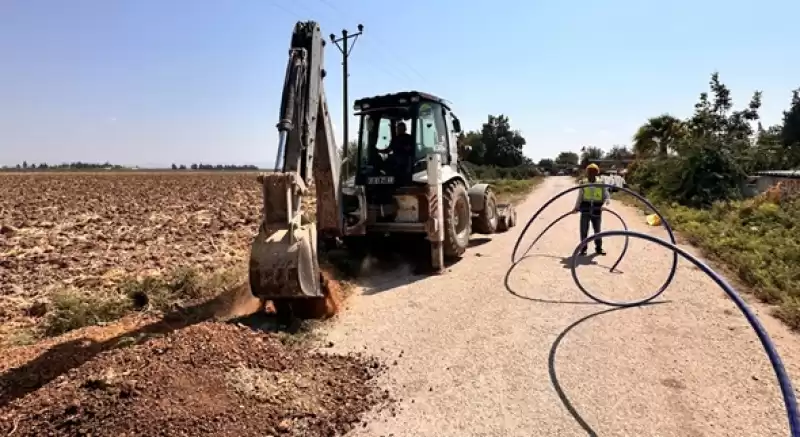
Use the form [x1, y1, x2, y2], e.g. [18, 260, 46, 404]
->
[472, 188, 498, 234]
[496, 204, 516, 233]
[497, 216, 509, 233]
[443, 180, 472, 260]
[507, 208, 517, 228]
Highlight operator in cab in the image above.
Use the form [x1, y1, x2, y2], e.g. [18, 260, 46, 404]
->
[377, 121, 414, 183]
[572, 163, 610, 256]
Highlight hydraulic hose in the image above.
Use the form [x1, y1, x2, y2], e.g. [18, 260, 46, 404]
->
[511, 182, 800, 436]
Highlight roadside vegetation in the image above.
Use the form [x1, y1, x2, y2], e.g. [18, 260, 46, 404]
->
[553, 72, 800, 329]
[40, 267, 244, 339]
[456, 114, 543, 202]
[485, 178, 542, 204]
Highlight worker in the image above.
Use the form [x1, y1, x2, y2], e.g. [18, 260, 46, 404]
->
[388, 121, 414, 156]
[378, 121, 415, 183]
[572, 163, 610, 256]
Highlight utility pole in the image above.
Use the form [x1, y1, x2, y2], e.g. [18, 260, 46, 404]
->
[330, 24, 363, 157]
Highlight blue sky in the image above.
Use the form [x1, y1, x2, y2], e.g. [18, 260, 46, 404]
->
[1, 0, 798, 167]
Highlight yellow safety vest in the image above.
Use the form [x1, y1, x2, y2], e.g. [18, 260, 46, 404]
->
[581, 182, 604, 202]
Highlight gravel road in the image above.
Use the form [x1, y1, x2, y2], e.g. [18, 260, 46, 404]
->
[324, 176, 800, 437]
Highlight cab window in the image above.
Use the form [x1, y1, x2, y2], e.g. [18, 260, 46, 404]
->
[358, 115, 391, 168]
[415, 102, 449, 163]
[358, 113, 413, 168]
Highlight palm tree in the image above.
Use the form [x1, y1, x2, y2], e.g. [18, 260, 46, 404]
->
[632, 114, 686, 157]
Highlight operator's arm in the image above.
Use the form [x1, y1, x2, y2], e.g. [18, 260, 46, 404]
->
[574, 189, 583, 211]
[603, 187, 611, 205]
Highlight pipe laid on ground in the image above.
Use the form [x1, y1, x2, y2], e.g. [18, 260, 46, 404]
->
[513, 183, 677, 306]
[510, 183, 800, 436]
[520, 207, 629, 274]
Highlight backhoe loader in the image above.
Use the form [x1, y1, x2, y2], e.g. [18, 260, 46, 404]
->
[249, 20, 517, 323]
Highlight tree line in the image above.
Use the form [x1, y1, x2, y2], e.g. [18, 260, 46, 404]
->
[627, 72, 800, 207]
[536, 145, 636, 174]
[543, 72, 800, 207]
[1, 161, 126, 170]
[456, 114, 538, 179]
[169, 163, 259, 170]
[0, 162, 259, 171]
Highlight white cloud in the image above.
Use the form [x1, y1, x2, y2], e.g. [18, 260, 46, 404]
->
[597, 129, 611, 137]
[562, 127, 577, 134]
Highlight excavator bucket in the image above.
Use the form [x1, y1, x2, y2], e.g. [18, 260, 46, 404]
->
[249, 173, 322, 300]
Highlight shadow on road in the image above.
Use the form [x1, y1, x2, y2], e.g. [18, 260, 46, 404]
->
[504, 254, 621, 305]
[331, 234, 495, 296]
[558, 254, 624, 273]
[547, 301, 671, 436]
[468, 237, 492, 248]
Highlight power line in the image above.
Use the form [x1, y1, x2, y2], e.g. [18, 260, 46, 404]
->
[310, 0, 427, 83]
[330, 25, 364, 158]
[268, 0, 303, 20]
[268, 0, 412, 83]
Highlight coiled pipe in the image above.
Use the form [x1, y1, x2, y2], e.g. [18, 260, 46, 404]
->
[577, 230, 800, 436]
[513, 183, 678, 306]
[510, 182, 799, 435]
[520, 207, 629, 274]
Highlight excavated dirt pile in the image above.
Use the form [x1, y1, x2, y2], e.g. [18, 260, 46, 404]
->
[1, 322, 389, 437]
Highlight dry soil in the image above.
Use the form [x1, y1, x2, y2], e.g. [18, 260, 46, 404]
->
[0, 320, 389, 437]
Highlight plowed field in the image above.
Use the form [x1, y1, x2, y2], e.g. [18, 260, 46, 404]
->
[0, 171, 262, 340]
[0, 171, 388, 437]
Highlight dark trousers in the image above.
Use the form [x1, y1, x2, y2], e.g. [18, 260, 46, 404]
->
[579, 211, 602, 251]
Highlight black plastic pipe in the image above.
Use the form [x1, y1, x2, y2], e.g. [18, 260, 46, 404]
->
[520, 207, 629, 274]
[511, 182, 800, 436]
[576, 230, 800, 436]
[512, 183, 677, 306]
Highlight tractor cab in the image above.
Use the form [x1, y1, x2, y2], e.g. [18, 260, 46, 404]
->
[339, 90, 517, 260]
[351, 91, 462, 189]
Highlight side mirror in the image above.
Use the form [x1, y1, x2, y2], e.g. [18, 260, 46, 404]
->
[452, 118, 462, 133]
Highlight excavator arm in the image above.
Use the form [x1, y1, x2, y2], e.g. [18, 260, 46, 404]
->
[249, 21, 342, 305]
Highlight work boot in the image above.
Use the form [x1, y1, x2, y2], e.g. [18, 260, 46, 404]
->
[578, 247, 587, 256]
[595, 247, 606, 256]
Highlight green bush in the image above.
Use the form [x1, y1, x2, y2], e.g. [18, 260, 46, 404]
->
[485, 178, 543, 204]
[626, 193, 800, 328]
[39, 267, 243, 337]
[463, 163, 541, 180]
[627, 139, 746, 208]
[609, 71, 800, 329]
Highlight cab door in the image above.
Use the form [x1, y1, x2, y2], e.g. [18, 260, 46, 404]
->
[444, 109, 460, 169]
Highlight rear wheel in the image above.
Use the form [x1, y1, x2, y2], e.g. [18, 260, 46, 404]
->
[507, 208, 517, 228]
[496, 204, 516, 232]
[443, 181, 471, 259]
[472, 188, 498, 234]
